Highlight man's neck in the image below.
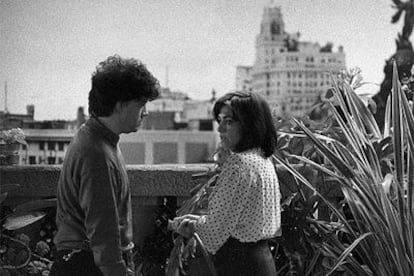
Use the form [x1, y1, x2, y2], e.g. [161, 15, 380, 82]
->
[96, 116, 121, 135]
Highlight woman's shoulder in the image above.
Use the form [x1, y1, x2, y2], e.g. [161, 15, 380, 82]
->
[225, 148, 267, 168]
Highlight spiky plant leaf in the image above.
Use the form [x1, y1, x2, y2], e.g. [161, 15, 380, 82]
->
[325, 232, 373, 276]
[14, 198, 57, 214]
[3, 212, 45, 230]
[0, 192, 7, 204]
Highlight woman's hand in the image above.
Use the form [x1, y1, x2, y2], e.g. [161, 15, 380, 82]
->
[180, 214, 201, 221]
[176, 219, 196, 238]
[168, 214, 201, 232]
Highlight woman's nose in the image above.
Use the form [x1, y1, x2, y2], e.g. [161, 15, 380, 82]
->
[217, 121, 225, 133]
[141, 107, 148, 117]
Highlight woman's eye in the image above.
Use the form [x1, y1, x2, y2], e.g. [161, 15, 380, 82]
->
[224, 118, 234, 125]
[217, 116, 236, 125]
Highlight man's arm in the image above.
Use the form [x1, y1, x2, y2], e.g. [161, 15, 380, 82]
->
[79, 164, 126, 276]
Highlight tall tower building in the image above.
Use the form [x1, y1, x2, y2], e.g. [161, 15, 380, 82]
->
[237, 2, 346, 118]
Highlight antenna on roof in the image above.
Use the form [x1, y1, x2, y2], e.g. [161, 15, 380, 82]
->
[4, 81, 8, 113]
[165, 65, 169, 88]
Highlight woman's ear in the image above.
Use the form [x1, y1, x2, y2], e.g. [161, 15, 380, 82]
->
[114, 101, 123, 114]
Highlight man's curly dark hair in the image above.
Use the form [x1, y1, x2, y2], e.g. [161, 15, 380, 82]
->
[88, 55, 160, 117]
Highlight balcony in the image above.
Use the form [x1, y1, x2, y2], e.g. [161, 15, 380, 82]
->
[0, 164, 214, 247]
[0, 164, 342, 248]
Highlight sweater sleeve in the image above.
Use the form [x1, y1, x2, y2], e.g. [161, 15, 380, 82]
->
[79, 163, 126, 275]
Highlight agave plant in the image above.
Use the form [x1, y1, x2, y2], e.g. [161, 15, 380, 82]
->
[274, 61, 414, 275]
[273, 123, 368, 275]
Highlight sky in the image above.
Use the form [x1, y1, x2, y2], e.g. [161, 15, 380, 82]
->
[0, 0, 412, 120]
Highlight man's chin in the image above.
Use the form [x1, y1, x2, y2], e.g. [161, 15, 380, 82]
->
[123, 127, 140, 134]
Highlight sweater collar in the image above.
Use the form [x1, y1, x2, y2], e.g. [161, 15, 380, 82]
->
[86, 116, 120, 147]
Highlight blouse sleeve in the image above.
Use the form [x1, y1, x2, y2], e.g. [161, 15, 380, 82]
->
[194, 155, 252, 254]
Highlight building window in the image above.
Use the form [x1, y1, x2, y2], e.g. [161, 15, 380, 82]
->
[48, 157, 56, 164]
[29, 156, 36, 164]
[39, 142, 45, 150]
[38, 156, 44, 164]
[58, 157, 64, 164]
[48, 142, 55, 151]
[58, 142, 65, 151]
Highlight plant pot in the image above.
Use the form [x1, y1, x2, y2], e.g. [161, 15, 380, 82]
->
[0, 143, 20, 154]
[0, 143, 20, 165]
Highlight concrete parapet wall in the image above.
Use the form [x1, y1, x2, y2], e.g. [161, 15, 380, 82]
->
[0, 164, 342, 247]
[0, 164, 214, 247]
[0, 164, 213, 198]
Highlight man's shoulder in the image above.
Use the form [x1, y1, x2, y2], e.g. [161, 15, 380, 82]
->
[66, 128, 106, 160]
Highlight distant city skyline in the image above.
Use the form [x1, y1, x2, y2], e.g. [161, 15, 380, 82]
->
[0, 0, 410, 120]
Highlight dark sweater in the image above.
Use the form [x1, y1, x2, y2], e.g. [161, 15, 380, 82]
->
[54, 117, 132, 275]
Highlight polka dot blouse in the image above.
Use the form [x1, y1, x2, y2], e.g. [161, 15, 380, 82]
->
[194, 148, 281, 255]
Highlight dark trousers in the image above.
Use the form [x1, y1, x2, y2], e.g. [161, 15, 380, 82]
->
[50, 250, 102, 276]
[214, 237, 276, 276]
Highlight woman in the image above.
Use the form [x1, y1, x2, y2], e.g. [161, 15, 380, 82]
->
[172, 91, 281, 276]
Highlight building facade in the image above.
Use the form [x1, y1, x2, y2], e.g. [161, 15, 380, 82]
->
[5, 90, 218, 165]
[119, 130, 218, 164]
[18, 129, 76, 165]
[17, 128, 218, 165]
[236, 2, 346, 118]
[235, 66, 253, 92]
[145, 88, 215, 131]
[0, 105, 35, 130]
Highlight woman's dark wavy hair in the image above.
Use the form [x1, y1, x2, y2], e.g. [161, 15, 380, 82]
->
[213, 91, 277, 158]
[88, 55, 160, 117]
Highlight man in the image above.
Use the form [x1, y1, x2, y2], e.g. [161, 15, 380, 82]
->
[51, 55, 160, 275]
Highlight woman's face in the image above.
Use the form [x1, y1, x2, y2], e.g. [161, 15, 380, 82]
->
[217, 105, 242, 151]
